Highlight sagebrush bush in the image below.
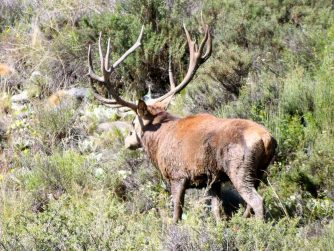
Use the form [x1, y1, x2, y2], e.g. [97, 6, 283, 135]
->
[32, 98, 80, 150]
[0, 192, 163, 250]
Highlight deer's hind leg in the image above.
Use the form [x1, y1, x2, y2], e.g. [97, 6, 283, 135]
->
[170, 178, 188, 223]
[243, 179, 262, 218]
[243, 204, 252, 218]
[208, 183, 223, 221]
[229, 171, 264, 219]
[227, 156, 264, 219]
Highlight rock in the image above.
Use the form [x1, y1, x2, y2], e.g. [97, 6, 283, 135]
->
[66, 87, 89, 98]
[97, 121, 131, 134]
[11, 102, 26, 112]
[11, 91, 29, 103]
[11, 102, 32, 119]
[16, 111, 31, 120]
[0, 115, 11, 137]
[94, 167, 105, 178]
[83, 105, 119, 124]
[46, 88, 89, 108]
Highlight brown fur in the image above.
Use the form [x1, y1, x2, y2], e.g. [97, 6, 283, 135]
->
[137, 103, 277, 222]
[47, 90, 69, 107]
[0, 64, 13, 76]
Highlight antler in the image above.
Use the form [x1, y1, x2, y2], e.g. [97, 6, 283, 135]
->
[149, 23, 212, 104]
[88, 26, 144, 111]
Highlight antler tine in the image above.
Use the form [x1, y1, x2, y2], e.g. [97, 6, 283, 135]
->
[201, 25, 212, 62]
[88, 26, 145, 112]
[198, 14, 212, 61]
[98, 32, 104, 73]
[183, 24, 196, 62]
[90, 79, 132, 111]
[113, 25, 144, 69]
[98, 33, 113, 86]
[88, 41, 116, 104]
[91, 91, 127, 109]
[168, 53, 176, 89]
[198, 25, 209, 55]
[150, 23, 212, 104]
[183, 23, 193, 45]
[88, 44, 104, 83]
[105, 37, 111, 72]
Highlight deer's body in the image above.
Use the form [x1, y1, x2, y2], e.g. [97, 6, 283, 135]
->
[143, 112, 274, 184]
[138, 105, 276, 221]
[87, 23, 277, 222]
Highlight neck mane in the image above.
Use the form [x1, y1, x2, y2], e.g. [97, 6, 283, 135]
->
[141, 107, 179, 165]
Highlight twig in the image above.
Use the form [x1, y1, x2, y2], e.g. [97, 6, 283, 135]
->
[266, 176, 289, 218]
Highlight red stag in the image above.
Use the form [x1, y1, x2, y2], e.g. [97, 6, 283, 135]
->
[88, 24, 277, 223]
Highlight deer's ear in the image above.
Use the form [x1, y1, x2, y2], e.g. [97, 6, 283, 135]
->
[137, 99, 149, 117]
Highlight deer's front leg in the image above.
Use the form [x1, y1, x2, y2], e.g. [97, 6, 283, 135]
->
[171, 179, 187, 223]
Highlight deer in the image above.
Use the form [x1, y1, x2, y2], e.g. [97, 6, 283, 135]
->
[87, 24, 277, 223]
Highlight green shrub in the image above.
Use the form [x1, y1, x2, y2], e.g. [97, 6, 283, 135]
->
[276, 115, 305, 160]
[32, 98, 79, 150]
[22, 150, 94, 193]
[185, 46, 252, 113]
[0, 192, 163, 250]
[280, 67, 314, 116]
[308, 221, 334, 251]
[313, 23, 334, 132]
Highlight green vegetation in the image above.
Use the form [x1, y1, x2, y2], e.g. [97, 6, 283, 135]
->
[0, 0, 333, 249]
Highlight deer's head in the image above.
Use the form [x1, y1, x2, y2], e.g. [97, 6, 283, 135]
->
[88, 23, 212, 150]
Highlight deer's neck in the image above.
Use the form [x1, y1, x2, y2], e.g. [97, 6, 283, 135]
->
[141, 112, 179, 165]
